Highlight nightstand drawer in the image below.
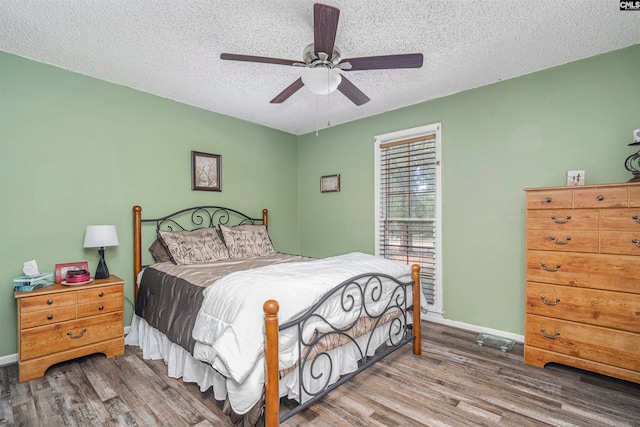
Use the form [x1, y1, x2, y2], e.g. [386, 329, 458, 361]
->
[77, 285, 123, 303]
[20, 305, 77, 329]
[20, 312, 123, 361]
[77, 298, 123, 318]
[19, 293, 77, 313]
[526, 314, 640, 372]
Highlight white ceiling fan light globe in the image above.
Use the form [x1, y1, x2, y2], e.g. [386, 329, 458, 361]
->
[302, 67, 342, 95]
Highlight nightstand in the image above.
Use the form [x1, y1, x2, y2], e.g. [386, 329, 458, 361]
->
[15, 275, 125, 382]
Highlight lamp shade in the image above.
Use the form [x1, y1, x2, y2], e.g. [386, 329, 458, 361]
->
[302, 67, 342, 95]
[83, 225, 119, 248]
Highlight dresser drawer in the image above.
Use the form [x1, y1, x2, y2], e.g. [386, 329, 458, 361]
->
[526, 282, 640, 332]
[20, 312, 123, 361]
[600, 208, 640, 231]
[20, 305, 77, 329]
[574, 187, 628, 208]
[77, 298, 123, 318]
[77, 285, 123, 304]
[600, 231, 640, 256]
[630, 186, 640, 207]
[526, 250, 640, 293]
[526, 209, 598, 231]
[526, 189, 573, 210]
[525, 314, 640, 372]
[526, 230, 598, 252]
[19, 293, 77, 314]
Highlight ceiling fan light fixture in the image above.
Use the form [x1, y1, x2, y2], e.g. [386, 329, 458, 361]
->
[302, 67, 342, 95]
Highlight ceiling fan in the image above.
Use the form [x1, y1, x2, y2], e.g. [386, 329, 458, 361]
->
[220, 3, 423, 106]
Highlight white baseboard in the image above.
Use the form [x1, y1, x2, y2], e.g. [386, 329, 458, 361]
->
[0, 353, 18, 367]
[424, 312, 524, 343]
[1, 326, 133, 367]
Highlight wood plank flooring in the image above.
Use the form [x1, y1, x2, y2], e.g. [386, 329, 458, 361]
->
[1, 321, 639, 426]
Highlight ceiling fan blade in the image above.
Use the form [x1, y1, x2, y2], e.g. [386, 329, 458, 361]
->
[270, 78, 305, 104]
[337, 76, 370, 106]
[221, 53, 304, 67]
[314, 3, 340, 59]
[339, 53, 424, 71]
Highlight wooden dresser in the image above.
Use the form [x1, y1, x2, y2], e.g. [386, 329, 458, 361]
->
[15, 275, 125, 382]
[524, 182, 640, 384]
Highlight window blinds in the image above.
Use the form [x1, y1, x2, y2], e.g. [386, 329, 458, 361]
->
[378, 133, 437, 304]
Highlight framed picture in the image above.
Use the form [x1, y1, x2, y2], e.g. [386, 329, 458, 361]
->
[55, 261, 89, 283]
[566, 170, 585, 186]
[192, 151, 221, 191]
[321, 174, 341, 192]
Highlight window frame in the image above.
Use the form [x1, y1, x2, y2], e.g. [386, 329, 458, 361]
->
[374, 123, 443, 318]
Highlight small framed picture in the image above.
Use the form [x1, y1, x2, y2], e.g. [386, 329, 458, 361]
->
[321, 174, 341, 193]
[192, 151, 221, 191]
[566, 170, 585, 186]
[55, 261, 89, 283]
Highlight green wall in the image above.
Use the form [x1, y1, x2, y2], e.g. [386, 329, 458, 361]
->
[298, 45, 640, 334]
[0, 52, 299, 358]
[1, 45, 638, 359]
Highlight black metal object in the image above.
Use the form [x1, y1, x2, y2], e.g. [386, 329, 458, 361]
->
[278, 272, 416, 423]
[142, 206, 263, 232]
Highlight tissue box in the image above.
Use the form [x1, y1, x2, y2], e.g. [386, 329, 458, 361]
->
[13, 272, 54, 292]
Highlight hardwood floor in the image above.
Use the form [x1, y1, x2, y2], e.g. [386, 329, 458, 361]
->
[1, 321, 639, 426]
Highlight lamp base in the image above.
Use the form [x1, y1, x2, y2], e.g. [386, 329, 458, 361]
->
[94, 247, 110, 279]
[628, 172, 640, 183]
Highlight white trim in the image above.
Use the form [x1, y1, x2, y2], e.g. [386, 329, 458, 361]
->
[374, 123, 443, 314]
[424, 313, 525, 343]
[0, 353, 18, 367]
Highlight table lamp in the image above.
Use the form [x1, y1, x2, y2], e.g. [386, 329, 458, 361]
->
[83, 225, 119, 279]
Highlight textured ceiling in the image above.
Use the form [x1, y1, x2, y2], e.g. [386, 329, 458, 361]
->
[1, 1, 639, 135]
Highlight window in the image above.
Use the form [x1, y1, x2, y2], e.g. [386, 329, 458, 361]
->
[374, 124, 442, 316]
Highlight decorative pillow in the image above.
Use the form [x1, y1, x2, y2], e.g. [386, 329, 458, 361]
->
[149, 238, 172, 263]
[158, 228, 230, 264]
[220, 224, 275, 258]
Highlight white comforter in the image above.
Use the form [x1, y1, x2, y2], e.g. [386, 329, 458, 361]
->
[191, 252, 415, 413]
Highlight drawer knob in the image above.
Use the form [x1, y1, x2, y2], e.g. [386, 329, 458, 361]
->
[597, 195, 604, 201]
[99, 292, 104, 297]
[550, 215, 571, 224]
[633, 215, 640, 224]
[540, 263, 561, 272]
[99, 305, 104, 311]
[67, 328, 87, 339]
[540, 329, 560, 339]
[540, 295, 560, 306]
[47, 299, 53, 305]
[551, 236, 571, 245]
[47, 314, 53, 320]
[632, 239, 640, 247]
[545, 197, 552, 203]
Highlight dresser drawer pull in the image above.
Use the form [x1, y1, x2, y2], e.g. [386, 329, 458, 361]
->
[47, 314, 53, 320]
[633, 239, 640, 247]
[551, 236, 571, 245]
[597, 195, 604, 201]
[545, 197, 552, 203]
[541, 263, 560, 272]
[633, 215, 640, 223]
[540, 295, 560, 306]
[550, 215, 571, 224]
[99, 292, 104, 297]
[99, 305, 104, 311]
[47, 299, 53, 305]
[67, 329, 87, 339]
[540, 329, 560, 339]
